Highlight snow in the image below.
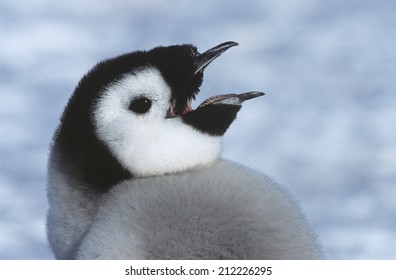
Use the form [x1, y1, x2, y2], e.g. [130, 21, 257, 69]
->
[1, 0, 395, 259]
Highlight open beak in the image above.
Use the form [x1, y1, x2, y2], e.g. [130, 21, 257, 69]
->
[166, 41, 264, 121]
[166, 41, 240, 118]
[192, 41, 264, 108]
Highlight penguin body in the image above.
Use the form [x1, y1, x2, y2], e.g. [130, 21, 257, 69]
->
[76, 160, 322, 259]
[46, 42, 323, 259]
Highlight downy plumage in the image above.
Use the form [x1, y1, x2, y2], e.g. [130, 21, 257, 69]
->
[46, 41, 323, 259]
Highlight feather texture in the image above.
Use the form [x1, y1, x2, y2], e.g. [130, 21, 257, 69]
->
[75, 160, 323, 259]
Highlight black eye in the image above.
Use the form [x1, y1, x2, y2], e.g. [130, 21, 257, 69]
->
[128, 97, 152, 114]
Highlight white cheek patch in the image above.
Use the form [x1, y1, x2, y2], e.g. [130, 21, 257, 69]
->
[103, 118, 221, 177]
[94, 67, 171, 128]
[93, 67, 221, 177]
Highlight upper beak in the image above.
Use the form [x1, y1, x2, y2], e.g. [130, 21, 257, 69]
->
[193, 41, 239, 75]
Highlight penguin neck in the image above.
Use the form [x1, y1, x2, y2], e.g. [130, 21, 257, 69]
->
[51, 117, 132, 193]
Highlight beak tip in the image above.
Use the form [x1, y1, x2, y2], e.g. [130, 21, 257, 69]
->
[215, 41, 239, 51]
[237, 91, 266, 102]
[225, 41, 239, 47]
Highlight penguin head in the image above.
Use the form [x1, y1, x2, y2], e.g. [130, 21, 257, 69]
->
[56, 41, 263, 180]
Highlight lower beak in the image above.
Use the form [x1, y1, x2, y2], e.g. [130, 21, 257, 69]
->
[197, 91, 265, 108]
[237, 91, 265, 102]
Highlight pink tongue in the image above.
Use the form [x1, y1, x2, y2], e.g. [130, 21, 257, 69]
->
[198, 93, 237, 108]
[182, 99, 193, 115]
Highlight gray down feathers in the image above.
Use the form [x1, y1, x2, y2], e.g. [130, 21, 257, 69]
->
[50, 160, 323, 259]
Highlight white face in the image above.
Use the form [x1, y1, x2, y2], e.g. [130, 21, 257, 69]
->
[93, 67, 221, 177]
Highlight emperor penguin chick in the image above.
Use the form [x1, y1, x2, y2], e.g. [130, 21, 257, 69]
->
[46, 41, 323, 259]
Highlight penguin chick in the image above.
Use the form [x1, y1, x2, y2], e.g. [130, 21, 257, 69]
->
[77, 161, 323, 259]
[46, 42, 323, 259]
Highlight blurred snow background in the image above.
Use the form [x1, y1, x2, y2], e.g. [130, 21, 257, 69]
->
[1, 0, 395, 259]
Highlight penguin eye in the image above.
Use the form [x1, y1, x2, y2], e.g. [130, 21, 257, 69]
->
[129, 97, 152, 114]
